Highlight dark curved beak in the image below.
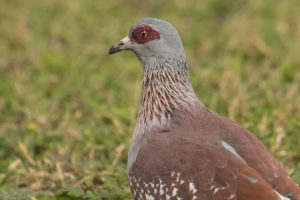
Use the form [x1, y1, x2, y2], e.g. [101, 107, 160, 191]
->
[109, 36, 132, 55]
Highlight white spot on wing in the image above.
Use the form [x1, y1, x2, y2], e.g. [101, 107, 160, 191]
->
[172, 187, 178, 197]
[150, 182, 154, 188]
[160, 184, 164, 195]
[221, 140, 247, 164]
[242, 174, 258, 183]
[189, 182, 198, 194]
[213, 186, 227, 194]
[171, 171, 175, 177]
[176, 172, 181, 182]
[166, 194, 171, 200]
[213, 187, 220, 194]
[274, 190, 290, 200]
[139, 193, 143, 199]
[145, 194, 155, 200]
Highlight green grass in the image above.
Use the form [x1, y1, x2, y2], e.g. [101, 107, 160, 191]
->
[0, 0, 299, 199]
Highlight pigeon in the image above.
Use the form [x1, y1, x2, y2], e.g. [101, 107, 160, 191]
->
[109, 17, 300, 200]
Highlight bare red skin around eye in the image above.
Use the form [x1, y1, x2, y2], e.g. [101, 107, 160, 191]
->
[130, 24, 160, 44]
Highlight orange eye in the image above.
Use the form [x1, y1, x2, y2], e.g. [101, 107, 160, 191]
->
[140, 30, 148, 38]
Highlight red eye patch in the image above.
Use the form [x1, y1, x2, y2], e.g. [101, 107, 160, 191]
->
[131, 24, 160, 44]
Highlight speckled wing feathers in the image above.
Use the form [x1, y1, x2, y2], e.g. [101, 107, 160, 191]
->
[129, 108, 300, 200]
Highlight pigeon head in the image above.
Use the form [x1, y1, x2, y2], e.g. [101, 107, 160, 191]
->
[109, 17, 186, 66]
[109, 17, 197, 134]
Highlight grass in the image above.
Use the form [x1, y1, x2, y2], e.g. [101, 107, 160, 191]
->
[0, 0, 299, 199]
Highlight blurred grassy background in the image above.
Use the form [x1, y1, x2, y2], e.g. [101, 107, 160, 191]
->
[0, 0, 299, 199]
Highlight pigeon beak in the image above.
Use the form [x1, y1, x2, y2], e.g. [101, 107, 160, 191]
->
[109, 36, 132, 55]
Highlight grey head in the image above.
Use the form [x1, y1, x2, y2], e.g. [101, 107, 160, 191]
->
[109, 17, 186, 66]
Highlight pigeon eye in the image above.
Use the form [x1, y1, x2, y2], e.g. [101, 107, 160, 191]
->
[130, 24, 160, 44]
[140, 31, 148, 38]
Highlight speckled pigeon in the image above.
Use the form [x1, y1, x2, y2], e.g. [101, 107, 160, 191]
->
[109, 17, 300, 200]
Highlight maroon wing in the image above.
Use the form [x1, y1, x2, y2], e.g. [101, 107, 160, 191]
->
[129, 130, 284, 200]
[129, 108, 300, 200]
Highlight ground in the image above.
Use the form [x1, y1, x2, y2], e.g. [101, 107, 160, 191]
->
[0, 0, 299, 199]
